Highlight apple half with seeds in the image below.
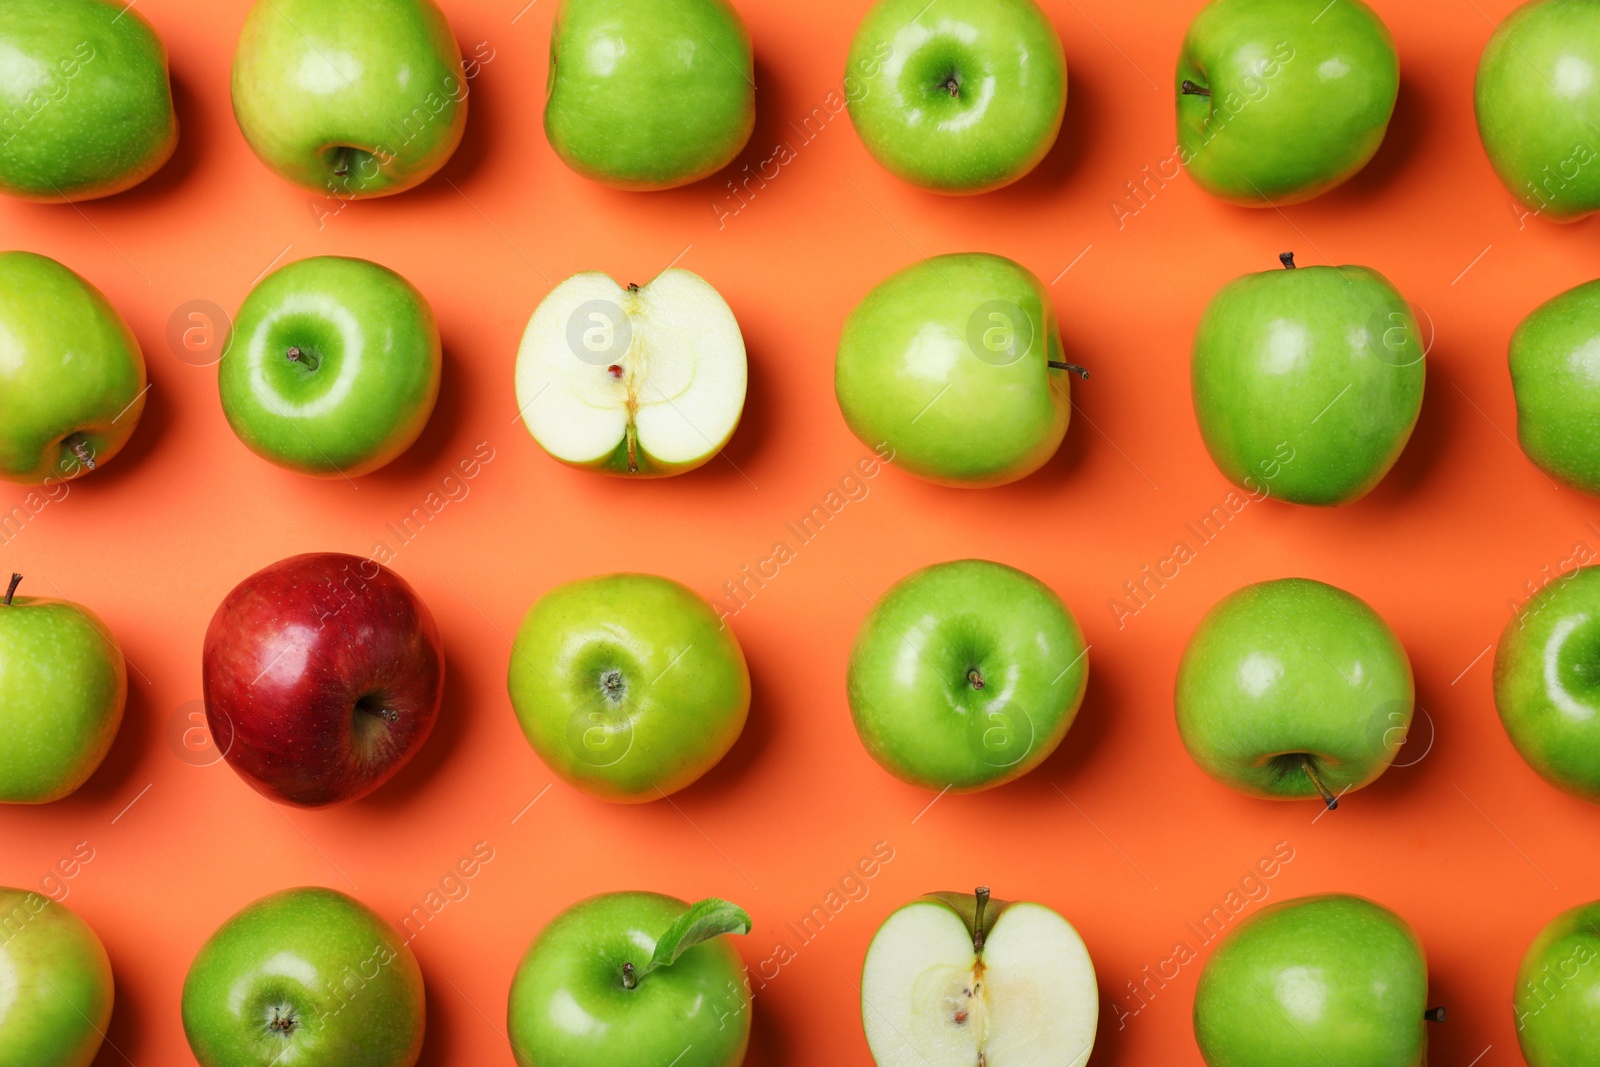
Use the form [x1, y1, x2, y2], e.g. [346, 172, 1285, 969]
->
[861, 887, 1097, 1067]
[515, 268, 747, 476]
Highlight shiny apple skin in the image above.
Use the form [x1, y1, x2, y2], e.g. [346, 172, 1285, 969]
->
[202, 552, 444, 808]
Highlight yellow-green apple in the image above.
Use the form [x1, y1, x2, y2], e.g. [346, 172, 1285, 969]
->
[0, 574, 125, 803]
[515, 269, 746, 477]
[847, 560, 1088, 792]
[1514, 899, 1600, 1064]
[202, 553, 444, 808]
[1509, 279, 1600, 495]
[0, 251, 147, 484]
[861, 887, 1097, 1067]
[507, 573, 749, 802]
[0, 888, 113, 1067]
[836, 253, 1083, 487]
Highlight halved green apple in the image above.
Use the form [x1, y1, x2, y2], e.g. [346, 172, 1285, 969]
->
[861, 887, 1097, 1067]
[515, 268, 747, 476]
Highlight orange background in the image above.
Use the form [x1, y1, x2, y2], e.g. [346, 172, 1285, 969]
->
[1, 0, 1594, 1062]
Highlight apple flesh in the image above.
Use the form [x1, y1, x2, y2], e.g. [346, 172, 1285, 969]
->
[1194, 894, 1434, 1066]
[0, 251, 147, 484]
[219, 256, 442, 477]
[1176, 577, 1414, 807]
[0, 888, 113, 1067]
[515, 269, 747, 477]
[544, 0, 754, 190]
[1510, 279, 1600, 496]
[0, 574, 126, 803]
[844, 0, 1066, 193]
[1177, 0, 1398, 205]
[507, 573, 749, 801]
[182, 887, 425, 1067]
[847, 559, 1088, 792]
[861, 887, 1097, 1067]
[1494, 564, 1600, 801]
[0, 0, 178, 201]
[1476, 0, 1600, 222]
[508, 892, 752, 1067]
[1515, 899, 1600, 1064]
[231, 0, 467, 197]
[202, 553, 445, 808]
[1191, 253, 1424, 506]
[835, 253, 1081, 487]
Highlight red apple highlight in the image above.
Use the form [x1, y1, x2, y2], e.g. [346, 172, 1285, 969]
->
[202, 552, 444, 807]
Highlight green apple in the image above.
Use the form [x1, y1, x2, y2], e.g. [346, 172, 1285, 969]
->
[182, 886, 425, 1067]
[231, 0, 467, 198]
[847, 559, 1087, 792]
[0, 574, 125, 804]
[509, 892, 751, 1067]
[844, 0, 1066, 194]
[544, 0, 754, 190]
[0, 251, 147, 484]
[1177, 0, 1399, 205]
[0, 0, 177, 201]
[1494, 564, 1600, 801]
[1476, 0, 1600, 222]
[1515, 899, 1600, 1064]
[508, 573, 749, 802]
[1510, 279, 1600, 495]
[219, 256, 441, 477]
[0, 889, 113, 1067]
[515, 269, 747, 477]
[1192, 253, 1424, 506]
[835, 253, 1082, 487]
[1176, 577, 1413, 808]
[1195, 894, 1435, 1066]
[861, 887, 1096, 1067]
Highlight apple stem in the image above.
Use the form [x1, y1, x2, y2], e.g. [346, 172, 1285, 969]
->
[286, 346, 320, 372]
[967, 668, 985, 690]
[621, 961, 638, 990]
[1424, 1007, 1447, 1022]
[1279, 252, 1297, 270]
[1048, 361, 1090, 379]
[1300, 755, 1338, 810]
[3, 574, 19, 605]
[1180, 79, 1211, 97]
[333, 146, 352, 178]
[972, 886, 990, 953]
[626, 422, 639, 474]
[69, 437, 95, 470]
[944, 77, 960, 97]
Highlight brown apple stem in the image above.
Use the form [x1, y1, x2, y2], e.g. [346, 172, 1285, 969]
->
[967, 668, 985, 690]
[1279, 252, 1297, 270]
[972, 886, 990, 953]
[3, 574, 19, 605]
[333, 146, 352, 178]
[359, 704, 400, 724]
[621, 961, 638, 990]
[71, 438, 95, 470]
[1048, 361, 1090, 379]
[1181, 79, 1211, 97]
[1424, 1007, 1447, 1022]
[626, 422, 639, 474]
[1300, 755, 1338, 810]
[944, 77, 960, 97]
[286, 346, 320, 371]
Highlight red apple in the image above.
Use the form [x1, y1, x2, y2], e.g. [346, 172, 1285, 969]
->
[202, 553, 444, 807]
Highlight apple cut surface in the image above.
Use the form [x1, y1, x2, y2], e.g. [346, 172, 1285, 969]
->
[515, 269, 746, 476]
[862, 900, 1096, 1067]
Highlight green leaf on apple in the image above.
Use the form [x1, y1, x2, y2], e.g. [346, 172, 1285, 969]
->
[636, 898, 751, 982]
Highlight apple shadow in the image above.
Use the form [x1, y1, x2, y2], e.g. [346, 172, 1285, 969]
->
[361, 646, 473, 812]
[1416, 966, 1478, 1062]
[984, 338, 1109, 496]
[710, 335, 776, 478]
[93, 68, 206, 209]
[359, 343, 474, 489]
[65, 675, 156, 808]
[1089, 978, 1132, 1062]
[413, 973, 458, 1067]
[90, 947, 147, 1067]
[404, 63, 497, 202]
[743, 995, 788, 1067]
[1354, 354, 1452, 509]
[1349, 677, 1448, 808]
[1317, 75, 1428, 207]
[665, 651, 776, 803]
